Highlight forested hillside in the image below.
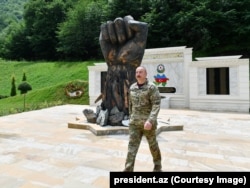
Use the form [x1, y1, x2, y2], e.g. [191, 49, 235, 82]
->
[0, 0, 249, 61]
[0, 0, 28, 32]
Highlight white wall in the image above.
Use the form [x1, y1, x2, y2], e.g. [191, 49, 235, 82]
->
[189, 56, 249, 112]
[88, 48, 250, 113]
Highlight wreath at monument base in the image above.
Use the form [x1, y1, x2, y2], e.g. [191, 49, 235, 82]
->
[65, 81, 84, 98]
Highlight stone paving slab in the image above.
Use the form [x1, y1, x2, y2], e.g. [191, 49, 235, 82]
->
[0, 104, 250, 188]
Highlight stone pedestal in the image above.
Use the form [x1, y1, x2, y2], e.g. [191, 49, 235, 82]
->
[68, 118, 183, 136]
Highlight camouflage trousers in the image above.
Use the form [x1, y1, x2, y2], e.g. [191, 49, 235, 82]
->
[124, 121, 162, 171]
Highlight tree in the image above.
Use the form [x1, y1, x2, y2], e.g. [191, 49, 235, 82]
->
[0, 0, 28, 33]
[142, 0, 250, 58]
[22, 72, 27, 81]
[10, 75, 17, 97]
[203, 0, 250, 57]
[18, 71, 32, 111]
[1, 0, 250, 60]
[18, 81, 32, 111]
[106, 0, 150, 20]
[3, 22, 32, 60]
[57, 0, 106, 60]
[23, 0, 72, 60]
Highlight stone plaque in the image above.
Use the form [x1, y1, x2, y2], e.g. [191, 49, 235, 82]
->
[158, 87, 176, 93]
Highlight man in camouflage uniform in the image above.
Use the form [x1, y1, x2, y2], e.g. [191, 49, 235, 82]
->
[123, 66, 162, 172]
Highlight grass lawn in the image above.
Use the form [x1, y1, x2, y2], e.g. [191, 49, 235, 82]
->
[0, 59, 100, 116]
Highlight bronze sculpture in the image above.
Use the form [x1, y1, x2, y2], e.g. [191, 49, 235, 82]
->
[84, 15, 148, 126]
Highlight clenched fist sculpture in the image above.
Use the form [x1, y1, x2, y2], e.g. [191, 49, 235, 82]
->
[99, 15, 148, 67]
[98, 15, 148, 126]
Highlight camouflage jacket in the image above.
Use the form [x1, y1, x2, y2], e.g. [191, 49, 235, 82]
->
[129, 79, 161, 125]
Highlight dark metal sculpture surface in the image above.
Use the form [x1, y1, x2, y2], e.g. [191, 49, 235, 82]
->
[84, 15, 148, 126]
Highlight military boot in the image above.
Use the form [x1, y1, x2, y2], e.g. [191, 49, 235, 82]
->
[153, 164, 162, 172]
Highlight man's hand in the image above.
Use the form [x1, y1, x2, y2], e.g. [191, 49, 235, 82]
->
[99, 15, 148, 67]
[144, 121, 152, 130]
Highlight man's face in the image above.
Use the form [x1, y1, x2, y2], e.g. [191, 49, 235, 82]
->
[136, 67, 147, 82]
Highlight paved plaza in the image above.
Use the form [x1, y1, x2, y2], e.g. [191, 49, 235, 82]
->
[0, 104, 249, 188]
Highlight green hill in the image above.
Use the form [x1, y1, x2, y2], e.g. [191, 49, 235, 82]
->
[0, 0, 28, 32]
[0, 59, 98, 116]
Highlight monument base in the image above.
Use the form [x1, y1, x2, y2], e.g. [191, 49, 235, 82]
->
[68, 118, 183, 136]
